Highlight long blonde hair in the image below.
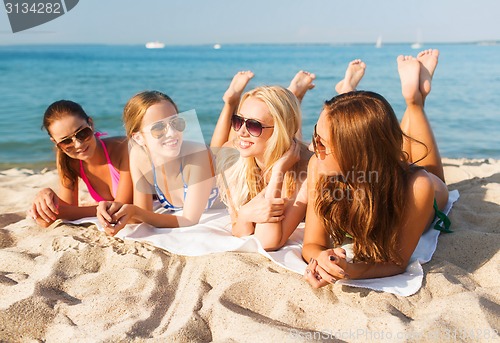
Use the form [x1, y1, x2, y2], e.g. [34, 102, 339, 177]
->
[314, 91, 424, 265]
[217, 85, 305, 212]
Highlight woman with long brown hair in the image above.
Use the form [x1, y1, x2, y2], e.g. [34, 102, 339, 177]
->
[303, 49, 449, 286]
[29, 100, 132, 229]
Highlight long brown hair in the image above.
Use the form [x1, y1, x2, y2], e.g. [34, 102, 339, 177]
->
[314, 91, 422, 264]
[43, 100, 91, 188]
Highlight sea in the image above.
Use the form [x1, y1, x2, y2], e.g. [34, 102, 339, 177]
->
[1, 43, 499, 169]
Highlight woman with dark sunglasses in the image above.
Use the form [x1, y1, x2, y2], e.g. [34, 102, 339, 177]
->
[96, 91, 219, 235]
[28, 100, 133, 228]
[212, 71, 315, 251]
[303, 49, 450, 286]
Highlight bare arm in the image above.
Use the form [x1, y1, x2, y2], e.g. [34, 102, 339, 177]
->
[233, 143, 305, 251]
[112, 137, 133, 204]
[210, 101, 238, 148]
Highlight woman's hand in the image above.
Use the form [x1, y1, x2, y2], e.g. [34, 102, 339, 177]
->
[30, 188, 60, 224]
[304, 248, 348, 288]
[273, 140, 301, 173]
[97, 201, 135, 236]
[239, 190, 287, 224]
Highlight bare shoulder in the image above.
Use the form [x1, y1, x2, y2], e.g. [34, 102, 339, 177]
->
[129, 143, 148, 163]
[298, 143, 313, 171]
[406, 169, 434, 206]
[306, 154, 318, 183]
[102, 136, 129, 158]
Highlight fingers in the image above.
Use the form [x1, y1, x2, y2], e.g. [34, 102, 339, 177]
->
[34, 200, 57, 223]
[46, 192, 59, 216]
[316, 264, 338, 284]
[103, 205, 132, 236]
[268, 215, 285, 223]
[96, 201, 114, 225]
[322, 253, 348, 280]
[106, 202, 124, 217]
[333, 247, 347, 259]
[33, 189, 59, 222]
[103, 220, 125, 236]
[304, 259, 329, 289]
[28, 205, 37, 220]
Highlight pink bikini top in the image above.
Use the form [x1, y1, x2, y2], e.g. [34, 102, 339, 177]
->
[79, 134, 120, 202]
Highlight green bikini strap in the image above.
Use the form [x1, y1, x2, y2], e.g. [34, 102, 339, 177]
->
[433, 199, 452, 233]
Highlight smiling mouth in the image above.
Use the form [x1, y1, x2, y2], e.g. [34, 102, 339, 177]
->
[163, 139, 179, 148]
[76, 145, 89, 154]
[238, 139, 254, 149]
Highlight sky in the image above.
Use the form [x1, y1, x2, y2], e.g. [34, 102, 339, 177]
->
[1, 0, 499, 45]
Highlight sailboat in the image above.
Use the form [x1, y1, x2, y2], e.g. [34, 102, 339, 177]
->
[411, 29, 422, 49]
[375, 36, 382, 48]
[411, 41, 422, 49]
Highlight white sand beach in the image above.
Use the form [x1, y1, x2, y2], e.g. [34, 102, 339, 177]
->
[0, 158, 499, 342]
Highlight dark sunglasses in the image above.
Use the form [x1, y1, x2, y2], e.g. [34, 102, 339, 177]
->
[147, 116, 186, 139]
[231, 114, 274, 137]
[56, 126, 94, 150]
[312, 124, 333, 159]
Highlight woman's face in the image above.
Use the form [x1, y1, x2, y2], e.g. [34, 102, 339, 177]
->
[49, 114, 96, 161]
[310, 110, 341, 175]
[233, 97, 274, 162]
[140, 100, 183, 158]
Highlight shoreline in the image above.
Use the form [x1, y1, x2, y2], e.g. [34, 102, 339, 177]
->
[0, 161, 56, 172]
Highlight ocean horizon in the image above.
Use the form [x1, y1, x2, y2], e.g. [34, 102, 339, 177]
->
[1, 43, 499, 169]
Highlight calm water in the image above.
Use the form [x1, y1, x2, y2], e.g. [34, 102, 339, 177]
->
[1, 43, 499, 167]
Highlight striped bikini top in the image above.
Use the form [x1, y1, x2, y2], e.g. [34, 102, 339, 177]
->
[151, 153, 219, 211]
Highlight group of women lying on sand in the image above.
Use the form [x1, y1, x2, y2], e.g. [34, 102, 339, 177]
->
[28, 49, 450, 287]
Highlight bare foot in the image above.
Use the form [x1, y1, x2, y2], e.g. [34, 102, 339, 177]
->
[287, 70, 316, 102]
[335, 59, 366, 94]
[223, 71, 254, 105]
[417, 49, 439, 99]
[397, 55, 422, 105]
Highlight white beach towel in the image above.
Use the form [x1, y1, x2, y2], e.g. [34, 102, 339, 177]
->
[71, 190, 459, 297]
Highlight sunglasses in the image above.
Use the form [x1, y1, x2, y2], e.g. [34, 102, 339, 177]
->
[312, 124, 333, 159]
[55, 126, 94, 150]
[145, 116, 186, 139]
[231, 114, 274, 137]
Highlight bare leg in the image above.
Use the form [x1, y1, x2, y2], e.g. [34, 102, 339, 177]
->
[335, 59, 366, 94]
[397, 51, 444, 182]
[287, 70, 316, 103]
[211, 71, 254, 147]
[417, 49, 439, 102]
[222, 71, 254, 104]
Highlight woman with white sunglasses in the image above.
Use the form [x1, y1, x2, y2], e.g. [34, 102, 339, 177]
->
[97, 91, 219, 235]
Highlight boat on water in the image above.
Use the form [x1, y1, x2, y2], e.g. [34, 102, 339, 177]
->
[375, 36, 382, 48]
[411, 42, 422, 49]
[213, 43, 221, 50]
[411, 29, 423, 49]
[145, 41, 165, 49]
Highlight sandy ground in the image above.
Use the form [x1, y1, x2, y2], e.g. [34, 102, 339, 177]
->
[0, 158, 498, 342]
